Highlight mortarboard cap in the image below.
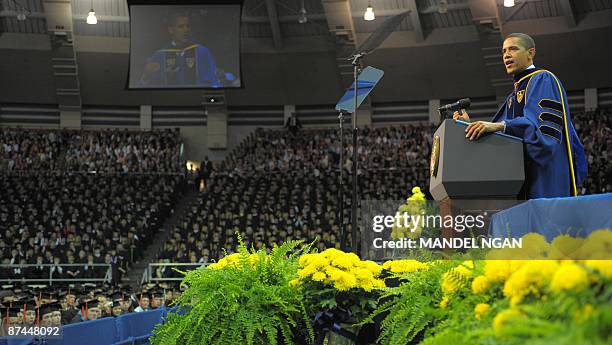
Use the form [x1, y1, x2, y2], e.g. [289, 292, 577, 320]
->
[20, 302, 38, 311]
[42, 302, 62, 316]
[4, 306, 21, 317]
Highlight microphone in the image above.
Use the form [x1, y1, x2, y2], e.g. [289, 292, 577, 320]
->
[438, 98, 471, 112]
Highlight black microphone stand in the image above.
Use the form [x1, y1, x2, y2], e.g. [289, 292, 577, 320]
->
[336, 10, 411, 253]
[349, 52, 365, 253]
[337, 109, 346, 251]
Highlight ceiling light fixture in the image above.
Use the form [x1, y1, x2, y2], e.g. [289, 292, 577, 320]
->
[16, 7, 27, 21]
[9, 1, 30, 21]
[298, 0, 307, 24]
[86, 0, 97, 24]
[438, 0, 448, 14]
[364, 3, 375, 21]
[504, 0, 515, 7]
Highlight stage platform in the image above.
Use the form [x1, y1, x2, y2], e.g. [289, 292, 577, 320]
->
[490, 193, 612, 240]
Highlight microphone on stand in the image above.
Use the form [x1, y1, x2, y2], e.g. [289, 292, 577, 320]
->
[438, 98, 471, 121]
[439, 98, 471, 112]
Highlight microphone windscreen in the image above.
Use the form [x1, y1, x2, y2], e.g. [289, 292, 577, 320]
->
[458, 98, 471, 109]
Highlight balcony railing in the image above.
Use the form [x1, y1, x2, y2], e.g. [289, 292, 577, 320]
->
[0, 263, 112, 285]
[146, 262, 209, 282]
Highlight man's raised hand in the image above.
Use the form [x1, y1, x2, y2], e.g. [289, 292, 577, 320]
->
[453, 109, 470, 122]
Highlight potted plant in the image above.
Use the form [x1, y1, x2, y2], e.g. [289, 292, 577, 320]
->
[291, 248, 385, 344]
[152, 237, 314, 345]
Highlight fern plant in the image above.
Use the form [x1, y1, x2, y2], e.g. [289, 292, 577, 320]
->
[364, 260, 457, 345]
[380, 258, 612, 345]
[420, 278, 612, 345]
[151, 237, 314, 345]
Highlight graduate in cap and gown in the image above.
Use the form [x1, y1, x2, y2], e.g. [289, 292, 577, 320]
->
[456, 33, 587, 199]
[140, 12, 221, 87]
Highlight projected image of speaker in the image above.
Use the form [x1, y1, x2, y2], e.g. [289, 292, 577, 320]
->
[127, 0, 242, 89]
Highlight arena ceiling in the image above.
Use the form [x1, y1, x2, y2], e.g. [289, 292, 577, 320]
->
[1, 0, 612, 106]
[0, 0, 611, 41]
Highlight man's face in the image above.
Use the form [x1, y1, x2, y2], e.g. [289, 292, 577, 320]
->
[169, 16, 190, 43]
[42, 314, 52, 326]
[155, 296, 164, 306]
[140, 297, 149, 308]
[26, 310, 35, 324]
[51, 311, 62, 326]
[502, 37, 535, 75]
[89, 308, 101, 320]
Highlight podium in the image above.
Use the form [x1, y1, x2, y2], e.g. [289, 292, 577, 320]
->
[429, 119, 525, 239]
[429, 119, 525, 200]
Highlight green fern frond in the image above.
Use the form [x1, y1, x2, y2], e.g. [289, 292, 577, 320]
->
[151, 239, 313, 345]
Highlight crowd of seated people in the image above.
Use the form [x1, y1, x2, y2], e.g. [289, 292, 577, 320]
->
[0, 129, 76, 171]
[159, 108, 611, 265]
[1, 127, 185, 280]
[0, 128, 187, 333]
[575, 108, 612, 194]
[63, 129, 182, 173]
[157, 169, 422, 270]
[220, 124, 434, 175]
[0, 128, 182, 173]
[0, 282, 180, 335]
[0, 108, 608, 305]
[0, 172, 185, 284]
[0, 128, 187, 334]
[157, 124, 435, 268]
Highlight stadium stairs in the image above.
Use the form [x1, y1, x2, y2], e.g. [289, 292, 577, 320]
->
[126, 188, 199, 285]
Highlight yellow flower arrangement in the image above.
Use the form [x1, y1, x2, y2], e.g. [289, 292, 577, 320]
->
[361, 260, 384, 276]
[382, 259, 430, 274]
[502, 260, 559, 305]
[485, 230, 611, 261]
[208, 253, 242, 270]
[548, 235, 585, 260]
[520, 233, 550, 258]
[312, 271, 327, 282]
[372, 230, 612, 345]
[484, 260, 525, 283]
[474, 303, 490, 320]
[471, 275, 491, 295]
[550, 262, 589, 292]
[295, 248, 385, 292]
[391, 186, 427, 239]
[582, 260, 612, 279]
[208, 252, 270, 271]
[298, 253, 317, 267]
[577, 229, 612, 259]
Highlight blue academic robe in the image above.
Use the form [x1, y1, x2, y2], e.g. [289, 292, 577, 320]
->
[143, 41, 221, 87]
[492, 67, 587, 199]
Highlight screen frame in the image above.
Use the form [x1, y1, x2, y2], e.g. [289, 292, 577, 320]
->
[125, 0, 244, 91]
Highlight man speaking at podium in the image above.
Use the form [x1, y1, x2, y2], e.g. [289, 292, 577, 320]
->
[140, 12, 221, 87]
[453, 33, 587, 199]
